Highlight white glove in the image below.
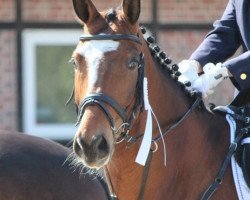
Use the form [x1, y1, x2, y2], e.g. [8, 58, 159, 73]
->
[178, 60, 199, 87]
[192, 63, 229, 97]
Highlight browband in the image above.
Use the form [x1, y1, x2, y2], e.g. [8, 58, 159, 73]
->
[79, 34, 142, 45]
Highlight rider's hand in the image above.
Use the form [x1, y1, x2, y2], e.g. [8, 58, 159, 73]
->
[178, 60, 199, 88]
[192, 63, 229, 97]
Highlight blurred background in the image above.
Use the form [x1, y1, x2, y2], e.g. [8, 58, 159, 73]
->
[0, 0, 235, 143]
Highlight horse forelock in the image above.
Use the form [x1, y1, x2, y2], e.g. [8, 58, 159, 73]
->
[105, 9, 117, 23]
[103, 6, 140, 35]
[83, 9, 138, 37]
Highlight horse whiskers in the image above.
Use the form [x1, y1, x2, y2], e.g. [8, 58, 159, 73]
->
[78, 166, 105, 182]
[65, 138, 74, 148]
[63, 151, 76, 166]
[64, 150, 104, 180]
[64, 152, 85, 172]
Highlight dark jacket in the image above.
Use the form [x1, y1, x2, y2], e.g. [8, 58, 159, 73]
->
[190, 0, 250, 92]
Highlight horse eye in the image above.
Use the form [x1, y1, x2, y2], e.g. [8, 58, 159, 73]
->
[128, 59, 139, 70]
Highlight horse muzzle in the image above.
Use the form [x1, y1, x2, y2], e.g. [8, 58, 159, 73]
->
[73, 132, 112, 169]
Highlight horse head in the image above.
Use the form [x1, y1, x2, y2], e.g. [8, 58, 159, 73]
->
[71, 0, 144, 169]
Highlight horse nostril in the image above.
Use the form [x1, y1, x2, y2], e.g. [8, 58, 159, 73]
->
[73, 134, 109, 162]
[98, 136, 108, 152]
[93, 135, 109, 157]
[73, 137, 84, 156]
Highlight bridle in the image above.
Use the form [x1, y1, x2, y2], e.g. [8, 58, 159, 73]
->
[73, 32, 202, 200]
[76, 33, 145, 143]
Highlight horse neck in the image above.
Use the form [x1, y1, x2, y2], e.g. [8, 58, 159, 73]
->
[145, 43, 232, 188]
[143, 44, 191, 126]
[141, 44, 233, 198]
[106, 41, 233, 200]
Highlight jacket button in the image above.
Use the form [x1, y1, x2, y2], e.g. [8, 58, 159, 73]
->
[240, 73, 247, 80]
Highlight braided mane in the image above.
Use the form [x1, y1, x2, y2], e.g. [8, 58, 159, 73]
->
[140, 26, 203, 103]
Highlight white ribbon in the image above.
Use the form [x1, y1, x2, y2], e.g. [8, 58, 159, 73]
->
[135, 78, 152, 166]
[135, 78, 167, 166]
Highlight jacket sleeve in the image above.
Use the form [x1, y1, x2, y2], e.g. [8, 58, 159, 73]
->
[224, 51, 250, 90]
[190, 0, 241, 65]
[190, 0, 249, 90]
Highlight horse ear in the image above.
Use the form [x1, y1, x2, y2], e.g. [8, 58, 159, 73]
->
[72, 0, 100, 24]
[122, 0, 140, 24]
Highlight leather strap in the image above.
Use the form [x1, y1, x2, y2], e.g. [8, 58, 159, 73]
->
[201, 127, 248, 200]
[104, 166, 119, 200]
[137, 150, 153, 200]
[80, 34, 142, 45]
[76, 93, 126, 127]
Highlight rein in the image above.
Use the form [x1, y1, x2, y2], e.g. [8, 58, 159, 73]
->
[124, 93, 202, 147]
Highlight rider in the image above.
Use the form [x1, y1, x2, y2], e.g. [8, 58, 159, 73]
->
[178, 0, 250, 187]
[178, 0, 250, 103]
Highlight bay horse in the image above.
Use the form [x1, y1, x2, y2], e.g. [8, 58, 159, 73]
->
[0, 130, 107, 200]
[71, 0, 239, 199]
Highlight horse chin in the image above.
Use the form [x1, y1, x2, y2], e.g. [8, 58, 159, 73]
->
[78, 153, 112, 170]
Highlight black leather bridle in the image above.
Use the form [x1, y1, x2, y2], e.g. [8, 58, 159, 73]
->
[79, 34, 142, 45]
[75, 34, 145, 142]
[73, 32, 202, 200]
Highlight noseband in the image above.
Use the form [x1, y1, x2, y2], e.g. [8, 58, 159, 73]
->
[76, 34, 144, 142]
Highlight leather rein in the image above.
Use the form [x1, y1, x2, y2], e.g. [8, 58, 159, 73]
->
[74, 33, 201, 200]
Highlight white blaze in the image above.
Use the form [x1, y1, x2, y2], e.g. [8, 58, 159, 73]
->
[76, 38, 119, 86]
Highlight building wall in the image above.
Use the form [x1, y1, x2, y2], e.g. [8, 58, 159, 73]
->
[0, 0, 17, 130]
[158, 0, 228, 23]
[0, 0, 229, 132]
